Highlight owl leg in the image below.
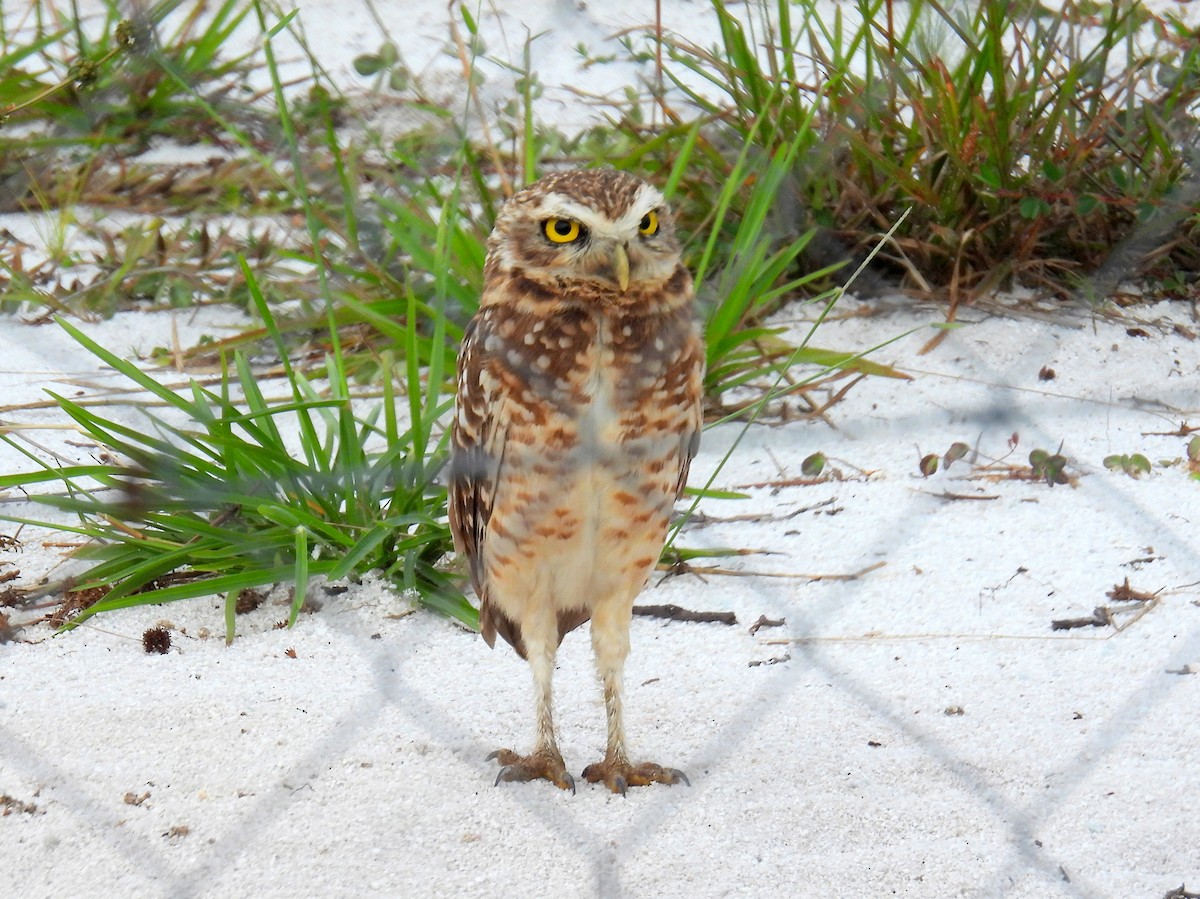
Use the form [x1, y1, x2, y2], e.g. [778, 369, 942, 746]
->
[582, 602, 689, 795]
[488, 636, 575, 792]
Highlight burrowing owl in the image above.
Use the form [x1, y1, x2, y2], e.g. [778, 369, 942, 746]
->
[449, 168, 704, 794]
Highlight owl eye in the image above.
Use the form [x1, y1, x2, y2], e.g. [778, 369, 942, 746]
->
[638, 210, 659, 236]
[543, 218, 583, 244]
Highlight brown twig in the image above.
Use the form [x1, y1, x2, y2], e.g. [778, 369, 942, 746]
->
[633, 604, 737, 625]
[1051, 607, 1113, 631]
[805, 560, 887, 583]
[748, 615, 785, 635]
[1106, 576, 1159, 602]
[1141, 421, 1198, 438]
[685, 498, 839, 524]
[659, 561, 883, 582]
[1053, 578, 1164, 634]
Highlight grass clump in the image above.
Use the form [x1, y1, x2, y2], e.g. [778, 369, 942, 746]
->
[1, 1, 262, 149]
[0, 264, 470, 638]
[634, 0, 1200, 301]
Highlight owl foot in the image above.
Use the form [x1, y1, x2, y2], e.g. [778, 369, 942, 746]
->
[581, 758, 690, 795]
[487, 748, 576, 793]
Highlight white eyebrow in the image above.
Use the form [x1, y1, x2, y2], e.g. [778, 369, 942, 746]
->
[540, 183, 665, 240]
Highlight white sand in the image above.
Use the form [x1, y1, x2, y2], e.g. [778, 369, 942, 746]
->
[4, 295, 1197, 899]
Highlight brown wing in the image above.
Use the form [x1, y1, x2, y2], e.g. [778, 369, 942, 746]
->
[451, 307, 703, 655]
[448, 311, 506, 646]
[449, 311, 587, 657]
[673, 329, 706, 501]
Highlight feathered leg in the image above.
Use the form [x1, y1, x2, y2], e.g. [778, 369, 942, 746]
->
[582, 601, 688, 795]
[489, 635, 575, 792]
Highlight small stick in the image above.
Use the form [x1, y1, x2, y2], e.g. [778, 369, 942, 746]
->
[928, 491, 1000, 501]
[1051, 607, 1113, 631]
[806, 560, 886, 582]
[633, 604, 737, 625]
[1106, 577, 1158, 602]
[748, 615, 785, 635]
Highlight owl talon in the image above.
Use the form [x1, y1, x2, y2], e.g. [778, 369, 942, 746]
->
[489, 749, 575, 793]
[583, 759, 688, 794]
[495, 764, 530, 785]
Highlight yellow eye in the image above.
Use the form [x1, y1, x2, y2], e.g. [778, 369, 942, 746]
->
[639, 210, 659, 236]
[543, 218, 582, 244]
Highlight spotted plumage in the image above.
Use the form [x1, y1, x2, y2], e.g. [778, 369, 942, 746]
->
[449, 168, 704, 793]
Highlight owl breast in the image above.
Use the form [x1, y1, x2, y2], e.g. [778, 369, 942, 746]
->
[478, 301, 701, 621]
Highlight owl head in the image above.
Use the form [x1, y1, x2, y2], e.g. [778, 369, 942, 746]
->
[483, 168, 685, 308]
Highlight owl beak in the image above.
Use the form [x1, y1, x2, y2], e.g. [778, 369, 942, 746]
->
[612, 243, 631, 292]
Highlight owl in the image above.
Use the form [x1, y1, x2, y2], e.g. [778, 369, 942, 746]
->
[449, 168, 704, 794]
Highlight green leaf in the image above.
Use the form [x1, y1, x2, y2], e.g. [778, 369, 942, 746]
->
[789, 347, 912, 380]
[1019, 196, 1051, 219]
[1076, 194, 1104, 216]
[1103, 454, 1126, 471]
[801, 452, 826, 476]
[1127, 453, 1151, 475]
[388, 67, 410, 92]
[681, 486, 749, 500]
[353, 53, 383, 76]
[288, 526, 310, 628]
[975, 165, 1003, 190]
[460, 4, 477, 33]
[266, 9, 298, 38]
[944, 442, 970, 466]
[1040, 160, 1064, 181]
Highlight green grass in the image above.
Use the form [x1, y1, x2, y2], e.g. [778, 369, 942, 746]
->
[638, 0, 1200, 301]
[1, 0, 1197, 635]
[0, 262, 469, 638]
[1, 0, 261, 144]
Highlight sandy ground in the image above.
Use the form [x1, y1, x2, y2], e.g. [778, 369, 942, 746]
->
[3, 2, 1200, 898]
[2, 297, 1198, 898]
